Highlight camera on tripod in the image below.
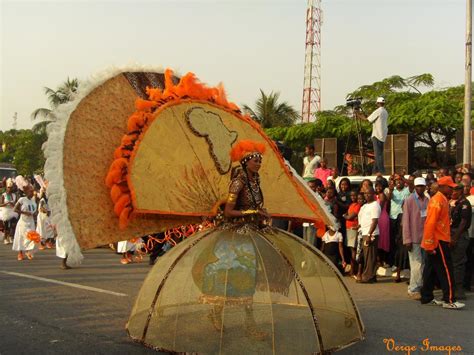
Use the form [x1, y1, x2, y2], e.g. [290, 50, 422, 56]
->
[346, 97, 362, 109]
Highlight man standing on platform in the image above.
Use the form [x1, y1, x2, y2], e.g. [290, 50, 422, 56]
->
[420, 176, 465, 309]
[358, 97, 388, 174]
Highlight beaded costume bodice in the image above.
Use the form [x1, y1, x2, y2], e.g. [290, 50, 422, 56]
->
[228, 169, 263, 211]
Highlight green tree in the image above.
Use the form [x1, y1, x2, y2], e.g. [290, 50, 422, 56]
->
[31, 77, 79, 132]
[0, 129, 47, 175]
[243, 90, 300, 128]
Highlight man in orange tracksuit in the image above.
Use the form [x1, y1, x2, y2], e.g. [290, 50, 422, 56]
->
[420, 176, 465, 309]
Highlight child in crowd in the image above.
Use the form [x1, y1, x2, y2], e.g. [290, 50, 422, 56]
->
[321, 228, 346, 272]
[324, 187, 339, 217]
[343, 190, 362, 276]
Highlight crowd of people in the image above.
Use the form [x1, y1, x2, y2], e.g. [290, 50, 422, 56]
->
[298, 146, 473, 310]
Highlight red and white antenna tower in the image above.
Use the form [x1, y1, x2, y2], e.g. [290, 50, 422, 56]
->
[301, 0, 322, 123]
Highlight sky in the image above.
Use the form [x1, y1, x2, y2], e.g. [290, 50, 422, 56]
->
[0, 0, 469, 131]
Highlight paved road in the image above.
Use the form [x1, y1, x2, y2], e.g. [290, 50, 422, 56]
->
[0, 244, 472, 354]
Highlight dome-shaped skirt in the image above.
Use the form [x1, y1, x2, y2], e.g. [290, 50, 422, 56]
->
[127, 227, 365, 354]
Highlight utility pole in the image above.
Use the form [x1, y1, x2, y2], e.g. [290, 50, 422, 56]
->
[463, 0, 472, 166]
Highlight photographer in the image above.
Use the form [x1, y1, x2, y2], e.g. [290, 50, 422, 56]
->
[357, 97, 388, 174]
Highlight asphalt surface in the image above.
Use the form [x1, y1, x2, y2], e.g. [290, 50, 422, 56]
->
[0, 243, 473, 355]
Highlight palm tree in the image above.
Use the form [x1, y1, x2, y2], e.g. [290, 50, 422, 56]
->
[242, 90, 300, 128]
[31, 78, 79, 130]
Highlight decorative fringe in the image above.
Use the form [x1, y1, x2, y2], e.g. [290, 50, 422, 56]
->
[43, 64, 175, 266]
[107, 69, 241, 229]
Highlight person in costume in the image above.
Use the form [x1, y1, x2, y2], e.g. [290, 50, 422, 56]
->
[1, 180, 18, 245]
[42, 67, 364, 353]
[12, 184, 38, 261]
[36, 188, 55, 249]
[195, 141, 275, 339]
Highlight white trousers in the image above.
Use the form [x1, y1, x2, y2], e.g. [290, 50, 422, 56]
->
[408, 243, 424, 293]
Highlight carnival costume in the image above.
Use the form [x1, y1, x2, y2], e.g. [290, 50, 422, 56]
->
[12, 196, 37, 253]
[43, 67, 364, 353]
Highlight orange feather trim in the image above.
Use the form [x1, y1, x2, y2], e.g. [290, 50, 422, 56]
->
[230, 140, 266, 162]
[106, 68, 242, 228]
[119, 207, 132, 229]
[114, 194, 131, 216]
[135, 98, 158, 111]
[110, 184, 123, 204]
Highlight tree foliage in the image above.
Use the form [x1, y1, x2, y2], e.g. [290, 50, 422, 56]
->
[242, 90, 300, 128]
[31, 77, 79, 129]
[0, 129, 47, 175]
[265, 73, 472, 167]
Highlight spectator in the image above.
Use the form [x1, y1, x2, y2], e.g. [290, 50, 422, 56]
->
[421, 176, 465, 309]
[343, 190, 362, 276]
[302, 145, 321, 180]
[402, 177, 429, 300]
[426, 170, 436, 181]
[314, 157, 334, 187]
[374, 181, 390, 267]
[357, 187, 381, 283]
[321, 228, 346, 272]
[387, 175, 411, 276]
[324, 187, 339, 218]
[461, 173, 472, 189]
[308, 178, 325, 198]
[449, 183, 472, 300]
[463, 178, 474, 291]
[407, 174, 416, 193]
[359, 179, 373, 194]
[336, 178, 352, 250]
[454, 172, 463, 184]
[427, 181, 439, 197]
[437, 168, 448, 179]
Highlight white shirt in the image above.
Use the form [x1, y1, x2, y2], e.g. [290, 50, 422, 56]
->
[322, 230, 343, 243]
[303, 155, 321, 178]
[367, 107, 388, 142]
[358, 201, 381, 236]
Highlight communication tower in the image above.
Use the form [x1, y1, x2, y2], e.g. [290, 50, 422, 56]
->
[301, 0, 322, 123]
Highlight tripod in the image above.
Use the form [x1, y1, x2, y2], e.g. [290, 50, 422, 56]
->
[340, 107, 366, 176]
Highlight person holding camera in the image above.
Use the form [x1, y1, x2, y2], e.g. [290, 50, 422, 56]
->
[358, 97, 388, 174]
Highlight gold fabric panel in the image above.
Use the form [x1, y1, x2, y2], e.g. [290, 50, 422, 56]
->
[62, 74, 197, 249]
[130, 101, 331, 224]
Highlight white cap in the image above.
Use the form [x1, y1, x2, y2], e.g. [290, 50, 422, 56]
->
[376, 97, 385, 103]
[414, 177, 426, 186]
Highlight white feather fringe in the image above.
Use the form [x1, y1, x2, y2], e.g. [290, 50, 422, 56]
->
[43, 64, 178, 266]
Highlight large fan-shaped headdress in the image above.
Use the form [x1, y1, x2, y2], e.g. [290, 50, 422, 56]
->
[44, 67, 336, 265]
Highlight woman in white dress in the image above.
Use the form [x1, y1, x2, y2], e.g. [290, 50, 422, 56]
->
[36, 191, 55, 249]
[0, 181, 18, 245]
[12, 185, 38, 261]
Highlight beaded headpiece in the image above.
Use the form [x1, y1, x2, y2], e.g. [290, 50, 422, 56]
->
[230, 140, 266, 166]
